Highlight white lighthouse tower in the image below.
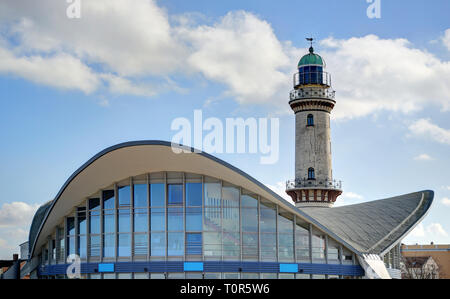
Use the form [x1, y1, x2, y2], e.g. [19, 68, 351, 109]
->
[286, 39, 342, 208]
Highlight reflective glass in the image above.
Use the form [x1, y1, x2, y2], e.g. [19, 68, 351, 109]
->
[242, 233, 258, 260]
[241, 194, 258, 208]
[67, 236, 75, 255]
[278, 214, 293, 234]
[78, 215, 86, 235]
[89, 198, 100, 210]
[118, 234, 131, 257]
[89, 212, 100, 234]
[151, 232, 165, 256]
[134, 234, 148, 256]
[103, 190, 115, 209]
[222, 186, 239, 232]
[168, 184, 183, 205]
[204, 232, 221, 257]
[67, 217, 75, 235]
[295, 224, 310, 261]
[278, 233, 294, 261]
[223, 232, 240, 259]
[186, 183, 202, 206]
[103, 234, 115, 258]
[118, 185, 131, 207]
[151, 208, 165, 231]
[118, 209, 130, 232]
[103, 211, 115, 233]
[78, 235, 86, 258]
[90, 235, 100, 257]
[260, 233, 276, 261]
[204, 182, 221, 207]
[168, 232, 184, 256]
[150, 183, 165, 207]
[133, 184, 147, 208]
[134, 209, 148, 232]
[242, 208, 257, 232]
[204, 207, 221, 231]
[168, 207, 184, 231]
[260, 204, 276, 233]
[186, 233, 202, 255]
[186, 207, 202, 232]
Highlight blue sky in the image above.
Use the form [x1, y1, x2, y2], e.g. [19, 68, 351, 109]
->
[0, 0, 449, 258]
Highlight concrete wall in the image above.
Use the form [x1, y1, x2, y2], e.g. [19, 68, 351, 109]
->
[295, 110, 332, 181]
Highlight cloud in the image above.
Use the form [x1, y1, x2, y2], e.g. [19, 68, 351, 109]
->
[443, 29, 450, 51]
[404, 222, 449, 245]
[0, 202, 39, 228]
[441, 197, 450, 207]
[413, 154, 434, 161]
[320, 35, 450, 120]
[334, 191, 364, 207]
[408, 119, 450, 145]
[0, 202, 39, 259]
[0, 1, 449, 117]
[177, 11, 294, 105]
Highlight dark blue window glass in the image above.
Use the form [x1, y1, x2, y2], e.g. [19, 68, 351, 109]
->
[186, 233, 202, 255]
[78, 236, 86, 258]
[103, 190, 115, 209]
[307, 114, 314, 126]
[151, 208, 165, 231]
[168, 184, 183, 205]
[89, 198, 100, 210]
[67, 236, 75, 255]
[308, 168, 315, 180]
[186, 207, 202, 231]
[118, 186, 131, 207]
[67, 217, 75, 235]
[150, 184, 165, 207]
[77, 207, 86, 235]
[186, 183, 202, 206]
[133, 184, 147, 207]
[90, 212, 100, 234]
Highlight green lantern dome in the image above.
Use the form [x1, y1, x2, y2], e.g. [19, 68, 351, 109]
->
[298, 47, 325, 67]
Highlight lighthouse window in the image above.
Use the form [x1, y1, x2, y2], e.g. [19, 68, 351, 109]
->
[307, 114, 314, 126]
[308, 168, 315, 180]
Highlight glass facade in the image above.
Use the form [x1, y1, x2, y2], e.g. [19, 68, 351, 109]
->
[39, 172, 357, 279]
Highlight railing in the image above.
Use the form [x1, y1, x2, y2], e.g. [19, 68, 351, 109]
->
[293, 71, 332, 87]
[286, 179, 342, 191]
[290, 87, 335, 101]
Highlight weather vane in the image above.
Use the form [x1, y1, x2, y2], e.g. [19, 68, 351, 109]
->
[306, 37, 314, 48]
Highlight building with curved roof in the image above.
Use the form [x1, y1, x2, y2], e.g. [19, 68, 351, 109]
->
[20, 44, 434, 279]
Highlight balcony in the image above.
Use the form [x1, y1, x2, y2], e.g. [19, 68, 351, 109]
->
[293, 71, 332, 88]
[290, 87, 335, 101]
[286, 178, 342, 191]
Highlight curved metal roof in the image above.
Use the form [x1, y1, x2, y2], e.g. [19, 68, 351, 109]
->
[299, 190, 434, 255]
[29, 140, 433, 258]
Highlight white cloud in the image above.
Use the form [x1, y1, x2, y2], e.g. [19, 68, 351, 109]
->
[178, 11, 294, 105]
[413, 154, 434, 161]
[0, 202, 39, 259]
[334, 191, 364, 207]
[409, 119, 450, 145]
[321, 35, 450, 120]
[0, 202, 39, 228]
[426, 223, 448, 237]
[442, 29, 450, 51]
[404, 222, 449, 245]
[441, 197, 450, 207]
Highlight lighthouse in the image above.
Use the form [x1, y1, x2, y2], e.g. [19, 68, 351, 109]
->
[286, 39, 342, 208]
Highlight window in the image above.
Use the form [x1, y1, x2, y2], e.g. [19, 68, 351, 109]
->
[133, 184, 147, 208]
[151, 232, 166, 256]
[118, 233, 131, 257]
[307, 114, 314, 126]
[295, 224, 309, 262]
[168, 207, 184, 231]
[134, 234, 148, 256]
[103, 190, 115, 209]
[186, 233, 202, 255]
[168, 184, 183, 205]
[150, 183, 165, 207]
[168, 232, 184, 256]
[308, 168, 315, 180]
[186, 207, 202, 231]
[118, 185, 131, 207]
[186, 183, 202, 206]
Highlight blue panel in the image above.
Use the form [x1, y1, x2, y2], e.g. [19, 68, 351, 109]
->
[184, 262, 204, 272]
[98, 263, 115, 273]
[279, 263, 298, 273]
